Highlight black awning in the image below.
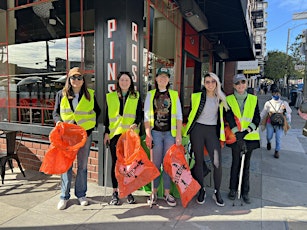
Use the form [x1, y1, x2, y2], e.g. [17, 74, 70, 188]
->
[201, 0, 255, 61]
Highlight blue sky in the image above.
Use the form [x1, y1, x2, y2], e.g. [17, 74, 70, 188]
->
[267, 0, 307, 53]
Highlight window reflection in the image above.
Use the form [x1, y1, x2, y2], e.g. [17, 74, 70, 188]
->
[1, 0, 95, 125]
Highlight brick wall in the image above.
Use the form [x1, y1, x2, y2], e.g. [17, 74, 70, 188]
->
[0, 138, 99, 183]
[224, 61, 237, 95]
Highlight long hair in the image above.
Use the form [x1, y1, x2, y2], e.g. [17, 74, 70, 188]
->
[204, 72, 229, 111]
[62, 75, 91, 101]
[116, 71, 137, 99]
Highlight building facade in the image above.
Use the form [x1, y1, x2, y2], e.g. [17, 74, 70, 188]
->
[0, 0, 262, 185]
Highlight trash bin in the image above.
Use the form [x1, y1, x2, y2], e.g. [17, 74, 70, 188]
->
[290, 91, 297, 106]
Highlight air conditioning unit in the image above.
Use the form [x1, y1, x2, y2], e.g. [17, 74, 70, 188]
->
[178, 0, 208, 32]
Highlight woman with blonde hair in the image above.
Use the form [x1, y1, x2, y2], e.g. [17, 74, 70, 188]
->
[183, 72, 229, 206]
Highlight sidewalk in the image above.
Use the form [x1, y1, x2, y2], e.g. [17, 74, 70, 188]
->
[0, 94, 307, 230]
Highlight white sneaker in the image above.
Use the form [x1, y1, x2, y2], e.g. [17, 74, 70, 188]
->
[78, 197, 89, 206]
[57, 199, 68, 210]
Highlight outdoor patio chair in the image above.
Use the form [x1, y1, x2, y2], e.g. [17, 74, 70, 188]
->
[0, 131, 26, 184]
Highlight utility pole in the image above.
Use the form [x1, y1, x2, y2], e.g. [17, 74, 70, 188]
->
[292, 12, 307, 100]
[303, 29, 307, 100]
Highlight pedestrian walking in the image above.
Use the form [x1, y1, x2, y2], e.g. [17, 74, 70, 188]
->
[144, 66, 182, 207]
[183, 72, 229, 206]
[225, 73, 260, 204]
[53, 67, 101, 210]
[104, 71, 142, 205]
[260, 88, 292, 158]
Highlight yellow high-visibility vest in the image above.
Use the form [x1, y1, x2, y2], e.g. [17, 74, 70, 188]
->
[148, 89, 178, 137]
[183, 92, 225, 141]
[226, 94, 260, 140]
[60, 89, 96, 130]
[107, 91, 139, 139]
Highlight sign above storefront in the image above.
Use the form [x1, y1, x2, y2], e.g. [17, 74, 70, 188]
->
[237, 60, 258, 70]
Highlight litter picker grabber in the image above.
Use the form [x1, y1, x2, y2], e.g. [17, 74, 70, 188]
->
[101, 142, 110, 205]
[147, 141, 157, 208]
[233, 141, 247, 206]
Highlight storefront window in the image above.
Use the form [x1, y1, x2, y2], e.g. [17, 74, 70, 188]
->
[142, 0, 182, 99]
[0, 0, 95, 125]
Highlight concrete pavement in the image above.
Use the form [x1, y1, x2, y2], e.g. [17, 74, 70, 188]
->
[0, 93, 307, 230]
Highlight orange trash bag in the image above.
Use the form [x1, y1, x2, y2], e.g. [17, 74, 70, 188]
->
[40, 123, 87, 175]
[115, 129, 160, 199]
[163, 144, 201, 208]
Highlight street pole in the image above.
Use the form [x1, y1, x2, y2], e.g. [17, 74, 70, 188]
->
[292, 12, 307, 101]
[304, 29, 307, 101]
[286, 28, 291, 99]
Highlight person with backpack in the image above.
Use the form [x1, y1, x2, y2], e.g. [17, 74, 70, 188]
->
[260, 88, 292, 159]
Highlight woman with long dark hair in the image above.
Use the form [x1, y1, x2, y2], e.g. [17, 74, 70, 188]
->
[104, 71, 142, 205]
[53, 67, 101, 210]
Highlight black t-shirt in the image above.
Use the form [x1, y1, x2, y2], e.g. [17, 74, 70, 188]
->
[153, 90, 172, 132]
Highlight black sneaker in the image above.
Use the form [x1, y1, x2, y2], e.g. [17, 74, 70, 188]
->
[228, 189, 236, 200]
[212, 190, 225, 207]
[267, 142, 271, 150]
[274, 151, 279, 158]
[196, 188, 206, 204]
[109, 191, 120, 205]
[127, 194, 135, 204]
[164, 194, 177, 207]
[242, 194, 251, 204]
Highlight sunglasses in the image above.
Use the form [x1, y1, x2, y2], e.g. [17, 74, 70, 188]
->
[70, 75, 83, 81]
[235, 80, 246, 85]
[205, 80, 216, 85]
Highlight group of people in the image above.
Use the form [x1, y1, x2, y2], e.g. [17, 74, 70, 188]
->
[52, 66, 291, 210]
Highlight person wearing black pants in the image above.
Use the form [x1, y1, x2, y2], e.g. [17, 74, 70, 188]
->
[104, 72, 142, 205]
[183, 72, 230, 207]
[225, 73, 260, 204]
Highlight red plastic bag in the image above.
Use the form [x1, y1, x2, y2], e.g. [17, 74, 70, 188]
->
[163, 144, 201, 208]
[115, 129, 160, 198]
[40, 123, 87, 174]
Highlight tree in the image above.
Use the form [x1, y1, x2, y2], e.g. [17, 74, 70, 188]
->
[264, 50, 303, 81]
[264, 51, 289, 81]
[289, 33, 305, 79]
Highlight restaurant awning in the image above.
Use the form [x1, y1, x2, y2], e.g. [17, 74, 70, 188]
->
[200, 0, 255, 61]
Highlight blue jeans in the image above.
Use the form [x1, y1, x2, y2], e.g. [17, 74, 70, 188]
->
[151, 130, 175, 190]
[60, 134, 92, 200]
[266, 123, 283, 151]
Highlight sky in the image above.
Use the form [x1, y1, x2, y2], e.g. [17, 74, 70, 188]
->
[267, 0, 307, 53]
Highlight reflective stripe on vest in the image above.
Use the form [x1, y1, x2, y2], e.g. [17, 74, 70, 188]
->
[107, 91, 139, 139]
[183, 92, 225, 141]
[226, 94, 260, 140]
[148, 89, 178, 137]
[60, 89, 96, 130]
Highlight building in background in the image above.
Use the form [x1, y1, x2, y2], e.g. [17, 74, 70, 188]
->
[0, 0, 263, 185]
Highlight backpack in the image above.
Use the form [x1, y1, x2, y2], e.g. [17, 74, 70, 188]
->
[269, 101, 285, 126]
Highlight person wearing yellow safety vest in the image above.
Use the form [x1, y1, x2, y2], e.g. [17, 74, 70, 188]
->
[183, 72, 229, 207]
[225, 73, 260, 204]
[53, 67, 101, 210]
[103, 71, 142, 205]
[144, 67, 182, 207]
